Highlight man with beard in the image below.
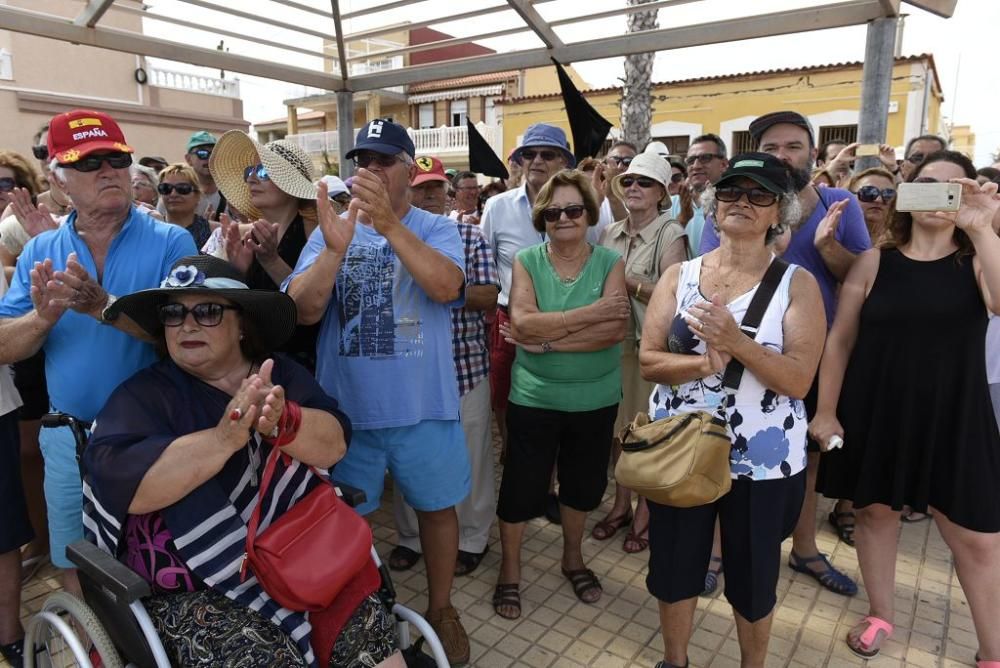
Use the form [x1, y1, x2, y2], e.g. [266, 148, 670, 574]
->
[684, 134, 729, 254]
[700, 111, 870, 598]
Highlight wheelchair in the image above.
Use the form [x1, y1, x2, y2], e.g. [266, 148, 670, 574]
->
[23, 412, 449, 668]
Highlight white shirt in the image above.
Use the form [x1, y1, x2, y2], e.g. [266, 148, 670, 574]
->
[988, 314, 1000, 385]
[0, 269, 22, 417]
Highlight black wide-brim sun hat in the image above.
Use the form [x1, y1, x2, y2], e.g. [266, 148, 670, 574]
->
[714, 152, 793, 194]
[106, 255, 298, 351]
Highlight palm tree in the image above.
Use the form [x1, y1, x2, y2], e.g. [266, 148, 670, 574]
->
[620, 0, 659, 150]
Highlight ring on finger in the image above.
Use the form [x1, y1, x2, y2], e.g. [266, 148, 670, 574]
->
[229, 407, 242, 421]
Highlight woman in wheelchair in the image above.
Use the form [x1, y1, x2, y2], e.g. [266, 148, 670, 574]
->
[81, 255, 405, 667]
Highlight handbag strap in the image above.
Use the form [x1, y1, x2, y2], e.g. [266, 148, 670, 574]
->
[720, 257, 790, 391]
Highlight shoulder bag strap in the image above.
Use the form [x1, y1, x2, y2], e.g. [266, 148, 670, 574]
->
[213, 191, 227, 222]
[720, 257, 790, 391]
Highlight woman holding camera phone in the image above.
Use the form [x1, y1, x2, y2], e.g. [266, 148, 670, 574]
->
[810, 151, 1000, 663]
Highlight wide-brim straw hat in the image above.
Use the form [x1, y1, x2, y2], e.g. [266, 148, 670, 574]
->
[209, 131, 317, 220]
[106, 255, 298, 351]
[611, 151, 671, 206]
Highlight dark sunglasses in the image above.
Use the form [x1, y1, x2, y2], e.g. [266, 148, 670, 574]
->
[685, 153, 724, 166]
[158, 302, 240, 327]
[541, 204, 587, 223]
[620, 176, 658, 189]
[157, 183, 196, 196]
[243, 164, 270, 182]
[353, 153, 403, 169]
[670, 173, 685, 183]
[0, 178, 16, 193]
[906, 152, 926, 165]
[715, 185, 778, 207]
[854, 185, 896, 203]
[606, 155, 633, 167]
[520, 149, 559, 163]
[61, 152, 133, 172]
[32, 145, 48, 160]
[190, 148, 212, 160]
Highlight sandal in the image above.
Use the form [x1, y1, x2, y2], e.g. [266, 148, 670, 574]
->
[828, 509, 856, 546]
[788, 550, 858, 596]
[388, 545, 422, 571]
[454, 546, 488, 576]
[492, 583, 521, 619]
[622, 522, 649, 554]
[654, 660, 689, 668]
[846, 615, 893, 658]
[561, 567, 602, 604]
[0, 639, 24, 668]
[901, 509, 932, 523]
[591, 509, 633, 541]
[702, 556, 723, 596]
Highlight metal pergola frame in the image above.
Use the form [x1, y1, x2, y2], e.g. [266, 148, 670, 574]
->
[0, 0, 956, 172]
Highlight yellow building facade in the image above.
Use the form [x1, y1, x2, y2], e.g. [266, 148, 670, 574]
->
[500, 55, 943, 158]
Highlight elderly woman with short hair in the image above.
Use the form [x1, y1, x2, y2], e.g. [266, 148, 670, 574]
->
[131, 164, 160, 209]
[640, 153, 826, 668]
[158, 163, 214, 249]
[493, 169, 628, 620]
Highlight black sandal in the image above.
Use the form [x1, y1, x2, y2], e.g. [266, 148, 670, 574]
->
[388, 545, 422, 571]
[492, 583, 521, 619]
[702, 556, 723, 596]
[455, 547, 488, 576]
[828, 509, 856, 546]
[561, 567, 602, 604]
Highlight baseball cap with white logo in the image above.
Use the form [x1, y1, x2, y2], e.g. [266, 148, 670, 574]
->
[345, 118, 415, 160]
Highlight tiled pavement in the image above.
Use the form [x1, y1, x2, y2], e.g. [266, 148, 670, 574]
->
[11, 431, 979, 668]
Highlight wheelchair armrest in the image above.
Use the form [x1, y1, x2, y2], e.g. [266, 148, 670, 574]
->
[67, 541, 151, 604]
[333, 481, 366, 508]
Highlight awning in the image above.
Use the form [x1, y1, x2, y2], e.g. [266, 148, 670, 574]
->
[408, 85, 505, 105]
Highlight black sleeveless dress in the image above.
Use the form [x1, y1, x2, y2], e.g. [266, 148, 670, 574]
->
[817, 248, 1000, 532]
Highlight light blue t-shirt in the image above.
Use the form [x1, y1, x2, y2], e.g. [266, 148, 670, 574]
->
[685, 205, 707, 257]
[287, 206, 466, 430]
[0, 207, 196, 421]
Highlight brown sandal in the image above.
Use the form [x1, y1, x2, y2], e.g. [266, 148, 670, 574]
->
[591, 509, 633, 541]
[492, 583, 521, 619]
[562, 567, 602, 604]
[622, 522, 649, 553]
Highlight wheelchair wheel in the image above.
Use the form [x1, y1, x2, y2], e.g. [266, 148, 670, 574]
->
[25, 591, 123, 668]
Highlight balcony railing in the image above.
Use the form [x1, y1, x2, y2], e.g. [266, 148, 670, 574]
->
[285, 123, 503, 161]
[149, 67, 240, 98]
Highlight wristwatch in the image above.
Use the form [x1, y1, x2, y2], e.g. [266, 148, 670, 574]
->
[100, 294, 118, 324]
[541, 341, 553, 353]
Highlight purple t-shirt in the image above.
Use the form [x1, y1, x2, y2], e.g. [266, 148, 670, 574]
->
[699, 187, 870, 327]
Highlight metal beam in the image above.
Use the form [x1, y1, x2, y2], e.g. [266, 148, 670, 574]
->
[337, 91, 355, 177]
[74, 0, 116, 27]
[346, 27, 530, 63]
[902, 0, 956, 17]
[0, 4, 340, 90]
[342, 4, 514, 43]
[267, 0, 334, 19]
[877, 0, 901, 14]
[175, 0, 334, 42]
[329, 0, 350, 85]
[549, 0, 703, 28]
[505, 0, 564, 49]
[855, 16, 898, 171]
[352, 0, 891, 91]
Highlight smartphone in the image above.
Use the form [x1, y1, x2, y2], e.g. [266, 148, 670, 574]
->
[855, 144, 880, 157]
[895, 182, 962, 212]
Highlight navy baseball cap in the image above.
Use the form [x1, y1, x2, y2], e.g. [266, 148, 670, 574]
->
[714, 152, 792, 194]
[345, 119, 415, 160]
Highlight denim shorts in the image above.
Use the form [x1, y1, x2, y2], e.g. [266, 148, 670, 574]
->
[332, 419, 471, 515]
[39, 423, 86, 568]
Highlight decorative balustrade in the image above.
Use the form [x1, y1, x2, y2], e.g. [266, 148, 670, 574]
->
[148, 67, 240, 98]
[285, 123, 503, 159]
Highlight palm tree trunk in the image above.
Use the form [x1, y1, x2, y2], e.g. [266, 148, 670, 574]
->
[621, 0, 659, 150]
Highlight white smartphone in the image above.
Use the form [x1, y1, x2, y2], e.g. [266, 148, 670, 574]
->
[895, 182, 962, 212]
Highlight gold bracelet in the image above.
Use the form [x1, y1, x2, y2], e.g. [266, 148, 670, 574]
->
[635, 282, 643, 299]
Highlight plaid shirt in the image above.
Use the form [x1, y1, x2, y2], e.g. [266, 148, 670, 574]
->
[453, 222, 500, 396]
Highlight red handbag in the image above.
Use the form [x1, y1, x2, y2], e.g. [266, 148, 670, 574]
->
[241, 445, 372, 611]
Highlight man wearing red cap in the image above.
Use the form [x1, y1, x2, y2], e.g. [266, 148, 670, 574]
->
[0, 110, 196, 596]
[407, 156, 450, 215]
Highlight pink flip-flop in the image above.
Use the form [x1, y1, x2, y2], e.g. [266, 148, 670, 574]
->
[847, 615, 894, 658]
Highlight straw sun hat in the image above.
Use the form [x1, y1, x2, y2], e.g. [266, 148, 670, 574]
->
[209, 130, 317, 220]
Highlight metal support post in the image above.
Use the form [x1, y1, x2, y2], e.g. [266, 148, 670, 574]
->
[855, 16, 898, 171]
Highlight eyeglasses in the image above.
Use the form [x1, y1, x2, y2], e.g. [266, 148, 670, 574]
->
[854, 185, 896, 203]
[353, 152, 404, 169]
[620, 176, 658, 189]
[685, 153, 724, 166]
[243, 164, 270, 182]
[190, 148, 212, 160]
[670, 173, 685, 184]
[60, 152, 133, 172]
[158, 302, 241, 327]
[32, 145, 48, 160]
[157, 183, 196, 196]
[540, 204, 587, 223]
[520, 149, 560, 163]
[906, 152, 926, 165]
[715, 185, 778, 207]
[0, 178, 16, 193]
[606, 155, 633, 167]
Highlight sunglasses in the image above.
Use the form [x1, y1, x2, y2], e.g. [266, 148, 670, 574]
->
[243, 164, 270, 182]
[685, 153, 724, 166]
[906, 152, 926, 165]
[620, 176, 658, 189]
[157, 183, 196, 196]
[913, 176, 942, 184]
[541, 204, 587, 223]
[606, 155, 633, 167]
[158, 302, 241, 327]
[854, 185, 896, 203]
[353, 153, 403, 169]
[190, 148, 212, 160]
[520, 149, 560, 163]
[32, 145, 48, 160]
[0, 178, 16, 193]
[670, 173, 685, 184]
[61, 152, 133, 172]
[715, 185, 778, 207]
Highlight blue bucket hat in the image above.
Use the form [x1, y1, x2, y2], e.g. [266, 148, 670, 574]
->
[513, 123, 576, 168]
[345, 119, 415, 160]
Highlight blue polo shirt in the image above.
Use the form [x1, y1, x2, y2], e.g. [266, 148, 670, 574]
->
[0, 207, 196, 421]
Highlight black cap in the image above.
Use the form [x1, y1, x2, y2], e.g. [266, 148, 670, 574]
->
[748, 111, 815, 145]
[715, 152, 792, 194]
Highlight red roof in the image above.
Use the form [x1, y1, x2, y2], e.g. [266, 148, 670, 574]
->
[408, 70, 520, 93]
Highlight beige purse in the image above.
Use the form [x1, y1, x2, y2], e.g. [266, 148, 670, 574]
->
[614, 258, 789, 508]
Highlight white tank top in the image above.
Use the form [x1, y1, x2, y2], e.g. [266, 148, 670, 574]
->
[649, 255, 808, 481]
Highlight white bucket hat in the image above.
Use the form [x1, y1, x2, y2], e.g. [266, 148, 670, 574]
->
[611, 151, 671, 205]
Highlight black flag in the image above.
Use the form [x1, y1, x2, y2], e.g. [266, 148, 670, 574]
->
[552, 58, 612, 162]
[467, 119, 509, 180]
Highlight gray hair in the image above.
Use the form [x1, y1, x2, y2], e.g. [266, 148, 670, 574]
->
[701, 184, 802, 245]
[399, 152, 414, 166]
[48, 157, 66, 184]
[130, 164, 159, 188]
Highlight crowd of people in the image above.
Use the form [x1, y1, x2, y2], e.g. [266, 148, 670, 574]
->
[0, 104, 997, 668]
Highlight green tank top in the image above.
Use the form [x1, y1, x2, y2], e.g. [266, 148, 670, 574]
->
[508, 243, 623, 412]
